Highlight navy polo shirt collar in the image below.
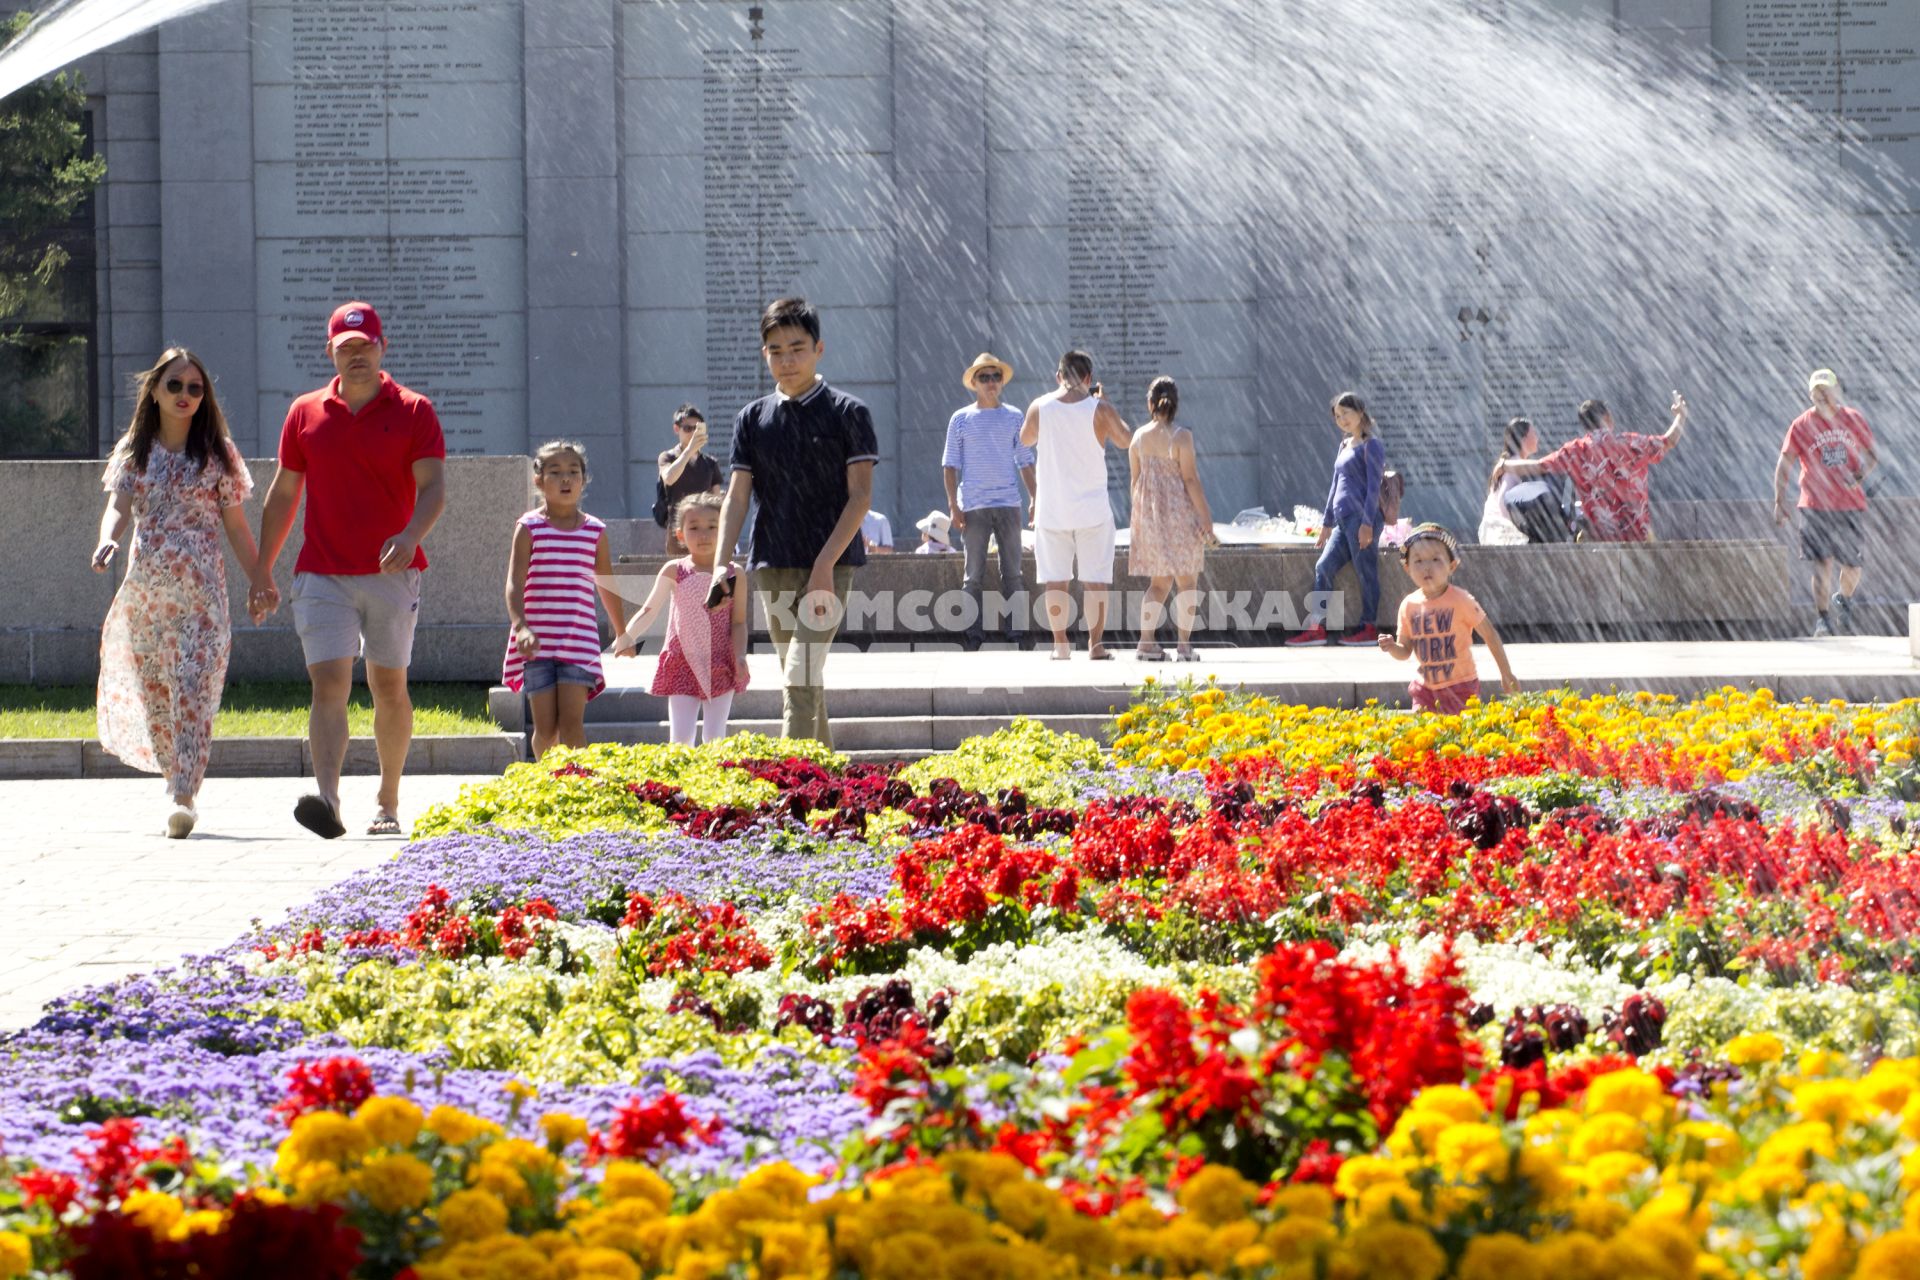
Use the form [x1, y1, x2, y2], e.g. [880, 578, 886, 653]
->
[776, 376, 827, 406]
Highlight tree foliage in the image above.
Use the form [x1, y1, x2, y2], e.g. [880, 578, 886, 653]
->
[0, 8, 107, 327]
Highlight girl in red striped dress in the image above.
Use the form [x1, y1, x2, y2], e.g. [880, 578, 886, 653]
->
[504, 441, 628, 758]
[613, 493, 750, 745]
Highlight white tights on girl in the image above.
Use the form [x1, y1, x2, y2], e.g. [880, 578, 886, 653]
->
[666, 692, 734, 746]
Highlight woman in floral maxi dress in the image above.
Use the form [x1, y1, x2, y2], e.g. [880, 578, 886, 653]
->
[92, 348, 271, 838]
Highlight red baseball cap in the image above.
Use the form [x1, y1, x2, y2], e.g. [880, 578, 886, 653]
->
[327, 301, 384, 350]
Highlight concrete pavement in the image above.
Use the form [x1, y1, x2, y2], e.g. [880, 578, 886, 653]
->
[0, 774, 490, 1031]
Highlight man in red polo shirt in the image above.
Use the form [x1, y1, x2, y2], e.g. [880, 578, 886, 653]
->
[251, 302, 447, 839]
[1774, 368, 1877, 636]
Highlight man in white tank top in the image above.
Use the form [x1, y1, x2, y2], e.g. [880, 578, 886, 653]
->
[1019, 350, 1134, 659]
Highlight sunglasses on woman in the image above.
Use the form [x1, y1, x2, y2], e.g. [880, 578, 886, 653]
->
[164, 377, 206, 398]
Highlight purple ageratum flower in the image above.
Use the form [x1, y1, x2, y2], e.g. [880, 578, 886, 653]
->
[242, 828, 894, 942]
[0, 1034, 862, 1183]
[16, 957, 309, 1055]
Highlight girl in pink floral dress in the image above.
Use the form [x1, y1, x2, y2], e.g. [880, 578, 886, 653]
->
[613, 493, 749, 745]
[92, 348, 271, 838]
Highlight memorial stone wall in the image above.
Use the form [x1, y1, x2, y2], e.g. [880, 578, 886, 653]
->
[69, 0, 1918, 530]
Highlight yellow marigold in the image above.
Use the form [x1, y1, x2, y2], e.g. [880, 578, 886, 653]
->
[425, 1105, 502, 1147]
[356, 1151, 435, 1214]
[173, 1210, 225, 1240]
[1387, 1108, 1454, 1158]
[1800, 1219, 1855, 1280]
[437, 1188, 510, 1245]
[554, 1246, 641, 1280]
[122, 1189, 186, 1238]
[755, 1222, 823, 1280]
[1264, 1215, 1337, 1264]
[1674, 1120, 1742, 1169]
[1580, 1150, 1654, 1194]
[1523, 1108, 1580, 1147]
[1859, 1060, 1920, 1116]
[1354, 1181, 1423, 1224]
[1412, 1084, 1486, 1123]
[1856, 1231, 1920, 1280]
[1734, 1159, 1807, 1201]
[1903, 1148, 1920, 1195]
[356, 1095, 425, 1149]
[1603, 1220, 1699, 1280]
[275, 1111, 374, 1180]
[1457, 1233, 1541, 1280]
[941, 1151, 1026, 1201]
[1756, 1120, 1839, 1167]
[1109, 1198, 1164, 1232]
[1042, 1214, 1119, 1268]
[0, 1235, 32, 1280]
[1568, 1112, 1646, 1162]
[468, 1159, 529, 1208]
[1435, 1122, 1510, 1181]
[987, 1178, 1058, 1235]
[540, 1111, 590, 1150]
[1584, 1068, 1667, 1120]
[1793, 1079, 1860, 1130]
[1333, 1154, 1406, 1200]
[292, 1159, 354, 1207]
[736, 1161, 816, 1209]
[1569, 1196, 1629, 1238]
[1267, 1184, 1334, 1221]
[1724, 1032, 1784, 1067]
[868, 1232, 944, 1280]
[1531, 1231, 1609, 1280]
[1177, 1165, 1256, 1226]
[502, 1078, 538, 1103]
[601, 1161, 673, 1213]
[1799, 1048, 1848, 1079]
[1341, 1219, 1446, 1280]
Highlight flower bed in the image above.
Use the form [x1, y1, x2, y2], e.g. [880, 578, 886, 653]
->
[3, 694, 1919, 1277]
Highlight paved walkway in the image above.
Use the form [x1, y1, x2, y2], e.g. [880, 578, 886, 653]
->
[0, 774, 489, 1032]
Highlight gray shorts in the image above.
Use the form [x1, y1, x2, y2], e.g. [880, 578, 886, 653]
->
[290, 570, 423, 670]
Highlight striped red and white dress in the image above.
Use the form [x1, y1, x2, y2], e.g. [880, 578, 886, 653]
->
[502, 510, 607, 698]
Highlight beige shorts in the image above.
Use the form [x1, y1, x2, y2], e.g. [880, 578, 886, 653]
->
[290, 570, 423, 670]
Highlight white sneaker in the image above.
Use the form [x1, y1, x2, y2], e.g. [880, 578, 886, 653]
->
[166, 805, 197, 839]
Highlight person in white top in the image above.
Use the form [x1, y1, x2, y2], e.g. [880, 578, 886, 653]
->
[1019, 350, 1134, 660]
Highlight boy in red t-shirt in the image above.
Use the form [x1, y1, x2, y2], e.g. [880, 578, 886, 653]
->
[1774, 368, 1877, 637]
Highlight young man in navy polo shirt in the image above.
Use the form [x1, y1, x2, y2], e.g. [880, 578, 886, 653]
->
[252, 301, 448, 840]
[709, 297, 877, 746]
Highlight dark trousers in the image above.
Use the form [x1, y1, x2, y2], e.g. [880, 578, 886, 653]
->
[959, 505, 1028, 641]
[1312, 510, 1380, 631]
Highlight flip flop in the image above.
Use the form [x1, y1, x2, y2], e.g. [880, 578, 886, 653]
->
[1135, 648, 1168, 662]
[367, 812, 404, 837]
[293, 794, 346, 840]
[1088, 648, 1115, 661]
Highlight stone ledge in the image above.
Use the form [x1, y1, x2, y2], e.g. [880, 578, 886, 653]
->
[0, 735, 522, 781]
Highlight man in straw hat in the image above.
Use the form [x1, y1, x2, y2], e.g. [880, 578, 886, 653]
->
[1775, 368, 1877, 637]
[942, 352, 1036, 649]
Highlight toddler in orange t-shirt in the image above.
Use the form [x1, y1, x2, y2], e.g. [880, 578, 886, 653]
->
[1377, 524, 1520, 713]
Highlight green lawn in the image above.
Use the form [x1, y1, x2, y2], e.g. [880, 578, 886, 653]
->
[0, 682, 499, 739]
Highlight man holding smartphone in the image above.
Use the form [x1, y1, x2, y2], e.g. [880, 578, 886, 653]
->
[655, 404, 724, 552]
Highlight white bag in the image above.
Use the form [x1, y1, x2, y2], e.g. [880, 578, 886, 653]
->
[1477, 488, 1529, 545]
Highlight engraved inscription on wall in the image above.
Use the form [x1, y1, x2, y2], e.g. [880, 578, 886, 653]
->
[622, 0, 896, 474]
[251, 1, 526, 453]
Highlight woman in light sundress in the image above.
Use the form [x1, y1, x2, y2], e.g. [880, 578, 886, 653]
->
[1127, 376, 1216, 662]
[91, 348, 271, 838]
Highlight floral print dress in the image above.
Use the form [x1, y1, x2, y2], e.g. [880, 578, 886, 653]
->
[96, 441, 252, 794]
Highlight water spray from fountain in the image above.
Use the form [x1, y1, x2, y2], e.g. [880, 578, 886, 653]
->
[0, 0, 227, 102]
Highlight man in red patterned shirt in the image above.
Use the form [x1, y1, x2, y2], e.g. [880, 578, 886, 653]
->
[1497, 394, 1688, 542]
[1773, 368, 1877, 637]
